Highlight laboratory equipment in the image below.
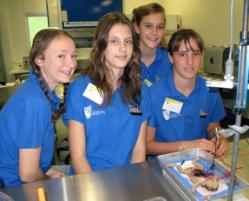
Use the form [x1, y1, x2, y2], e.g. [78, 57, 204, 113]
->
[206, 0, 249, 200]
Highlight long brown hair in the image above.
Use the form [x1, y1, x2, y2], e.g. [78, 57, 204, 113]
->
[85, 12, 141, 105]
[29, 28, 74, 122]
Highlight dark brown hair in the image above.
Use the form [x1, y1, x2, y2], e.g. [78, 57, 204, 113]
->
[168, 29, 204, 56]
[132, 3, 166, 26]
[29, 28, 74, 122]
[85, 12, 141, 105]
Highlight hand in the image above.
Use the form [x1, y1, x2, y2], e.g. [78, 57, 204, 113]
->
[214, 135, 230, 157]
[45, 168, 65, 179]
[188, 139, 215, 153]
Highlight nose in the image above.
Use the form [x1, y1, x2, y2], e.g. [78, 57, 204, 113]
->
[68, 57, 76, 69]
[119, 42, 126, 52]
[186, 54, 193, 65]
[151, 26, 158, 35]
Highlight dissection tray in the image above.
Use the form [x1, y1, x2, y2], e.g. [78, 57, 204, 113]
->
[157, 148, 249, 201]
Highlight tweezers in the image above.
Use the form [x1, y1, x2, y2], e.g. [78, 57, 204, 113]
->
[210, 127, 218, 169]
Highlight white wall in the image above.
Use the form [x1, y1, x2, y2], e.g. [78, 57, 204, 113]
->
[0, 0, 46, 81]
[1, 0, 245, 81]
[163, 0, 243, 46]
[0, 0, 14, 81]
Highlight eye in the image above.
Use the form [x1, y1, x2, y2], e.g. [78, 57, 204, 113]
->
[145, 24, 153, 29]
[71, 53, 77, 59]
[124, 39, 133, 45]
[109, 39, 118, 45]
[157, 25, 165, 30]
[58, 54, 65, 58]
[178, 53, 187, 57]
[193, 52, 201, 56]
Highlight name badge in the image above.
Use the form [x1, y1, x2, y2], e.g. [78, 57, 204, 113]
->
[83, 83, 103, 105]
[162, 98, 183, 114]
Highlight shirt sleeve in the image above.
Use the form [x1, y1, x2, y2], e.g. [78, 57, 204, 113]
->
[146, 86, 157, 127]
[63, 79, 86, 126]
[16, 98, 51, 148]
[208, 88, 226, 123]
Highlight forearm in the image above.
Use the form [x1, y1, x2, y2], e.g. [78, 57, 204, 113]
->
[71, 157, 92, 174]
[19, 168, 49, 183]
[131, 121, 146, 163]
[19, 148, 49, 183]
[147, 140, 188, 155]
[131, 148, 146, 163]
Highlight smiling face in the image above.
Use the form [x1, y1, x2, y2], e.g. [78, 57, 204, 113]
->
[36, 35, 77, 90]
[169, 37, 202, 82]
[103, 23, 133, 77]
[134, 12, 165, 50]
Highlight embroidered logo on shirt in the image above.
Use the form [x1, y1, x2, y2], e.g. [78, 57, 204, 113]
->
[200, 109, 208, 118]
[84, 105, 92, 119]
[162, 109, 181, 121]
[162, 109, 170, 120]
[84, 105, 105, 119]
[128, 105, 142, 115]
[154, 76, 160, 82]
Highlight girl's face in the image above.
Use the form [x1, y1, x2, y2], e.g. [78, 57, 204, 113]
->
[104, 23, 133, 76]
[169, 37, 202, 81]
[36, 35, 77, 90]
[135, 12, 165, 50]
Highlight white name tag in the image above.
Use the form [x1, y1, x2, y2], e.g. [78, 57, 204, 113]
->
[83, 83, 103, 105]
[162, 98, 183, 114]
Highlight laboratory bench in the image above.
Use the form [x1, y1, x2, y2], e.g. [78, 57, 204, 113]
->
[1, 142, 249, 201]
[1, 161, 187, 201]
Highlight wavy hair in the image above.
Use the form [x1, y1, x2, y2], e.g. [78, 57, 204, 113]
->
[85, 12, 141, 105]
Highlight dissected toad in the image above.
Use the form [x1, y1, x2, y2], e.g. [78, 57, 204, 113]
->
[166, 158, 219, 193]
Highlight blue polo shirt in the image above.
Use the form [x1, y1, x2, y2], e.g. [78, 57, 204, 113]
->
[140, 47, 172, 87]
[63, 76, 150, 173]
[148, 72, 225, 142]
[0, 71, 59, 187]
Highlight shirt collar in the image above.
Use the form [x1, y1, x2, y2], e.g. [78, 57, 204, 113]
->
[167, 72, 206, 98]
[29, 68, 61, 111]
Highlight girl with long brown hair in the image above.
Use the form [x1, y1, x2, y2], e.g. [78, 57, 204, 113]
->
[63, 12, 150, 174]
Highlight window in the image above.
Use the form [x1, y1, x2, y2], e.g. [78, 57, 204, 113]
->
[27, 16, 48, 47]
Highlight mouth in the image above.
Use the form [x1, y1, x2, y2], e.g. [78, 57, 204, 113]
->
[184, 67, 195, 73]
[115, 55, 128, 60]
[147, 37, 158, 42]
[61, 70, 73, 77]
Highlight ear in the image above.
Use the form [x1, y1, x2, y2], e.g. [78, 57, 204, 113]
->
[168, 53, 173, 64]
[35, 55, 44, 68]
[133, 23, 140, 34]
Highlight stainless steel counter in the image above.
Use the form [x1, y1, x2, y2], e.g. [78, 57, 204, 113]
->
[1, 161, 189, 201]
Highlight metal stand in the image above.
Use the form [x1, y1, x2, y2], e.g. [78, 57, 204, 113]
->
[227, 0, 249, 200]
